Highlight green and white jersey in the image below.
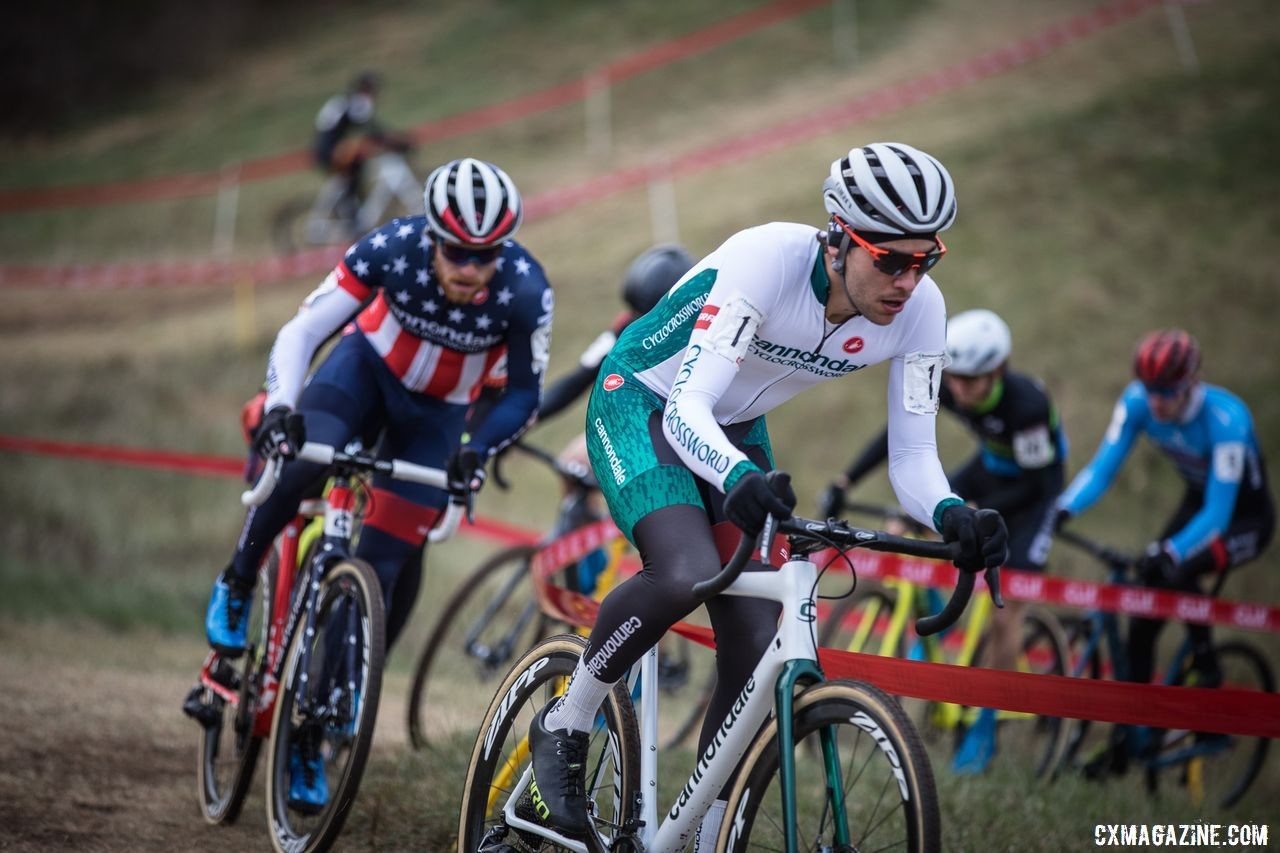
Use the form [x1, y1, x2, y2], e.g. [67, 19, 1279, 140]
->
[607, 221, 958, 531]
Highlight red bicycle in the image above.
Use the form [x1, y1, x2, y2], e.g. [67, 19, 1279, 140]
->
[184, 442, 469, 853]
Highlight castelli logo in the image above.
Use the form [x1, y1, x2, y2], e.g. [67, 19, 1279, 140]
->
[603, 374, 625, 391]
[471, 288, 489, 305]
[843, 337, 864, 354]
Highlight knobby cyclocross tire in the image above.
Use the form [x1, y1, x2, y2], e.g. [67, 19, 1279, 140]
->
[196, 552, 277, 824]
[271, 196, 316, 255]
[717, 679, 940, 853]
[264, 558, 385, 853]
[1162, 640, 1273, 809]
[457, 634, 641, 852]
[406, 543, 544, 749]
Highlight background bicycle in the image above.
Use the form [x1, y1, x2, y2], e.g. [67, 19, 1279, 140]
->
[1055, 528, 1273, 808]
[819, 501, 1070, 777]
[184, 441, 467, 853]
[406, 441, 708, 752]
[272, 147, 424, 253]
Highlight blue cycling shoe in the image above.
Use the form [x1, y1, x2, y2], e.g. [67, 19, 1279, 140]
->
[288, 741, 330, 814]
[952, 707, 997, 775]
[205, 573, 253, 657]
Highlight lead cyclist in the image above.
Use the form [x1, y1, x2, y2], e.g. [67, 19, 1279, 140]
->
[516, 142, 1009, 846]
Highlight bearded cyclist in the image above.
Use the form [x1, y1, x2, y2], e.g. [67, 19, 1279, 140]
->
[1056, 329, 1274, 774]
[201, 158, 553, 813]
[519, 142, 1009, 845]
[819, 308, 1066, 774]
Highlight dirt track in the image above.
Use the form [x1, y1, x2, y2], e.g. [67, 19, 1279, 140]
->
[0, 620, 422, 852]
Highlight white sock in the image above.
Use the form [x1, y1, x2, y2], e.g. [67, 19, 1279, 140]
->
[694, 799, 728, 851]
[544, 657, 613, 734]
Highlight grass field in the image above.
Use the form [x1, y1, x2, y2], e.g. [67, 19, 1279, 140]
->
[2, 0, 1278, 849]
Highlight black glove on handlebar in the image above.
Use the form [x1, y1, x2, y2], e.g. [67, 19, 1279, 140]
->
[724, 469, 796, 537]
[447, 447, 487, 495]
[1136, 544, 1177, 586]
[1052, 506, 1072, 533]
[254, 406, 305, 460]
[940, 505, 1008, 573]
[818, 482, 846, 520]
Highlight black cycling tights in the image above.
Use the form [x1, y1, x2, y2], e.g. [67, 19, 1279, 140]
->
[580, 504, 780, 755]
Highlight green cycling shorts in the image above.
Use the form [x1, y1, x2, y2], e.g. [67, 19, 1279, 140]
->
[584, 358, 774, 545]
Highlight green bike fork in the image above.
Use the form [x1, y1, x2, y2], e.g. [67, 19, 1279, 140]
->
[775, 659, 851, 853]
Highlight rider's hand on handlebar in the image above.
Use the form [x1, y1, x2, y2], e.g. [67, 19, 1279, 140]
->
[254, 406, 305, 460]
[1051, 506, 1072, 533]
[939, 504, 1008, 573]
[447, 446, 488, 496]
[724, 469, 796, 537]
[1136, 543, 1177, 586]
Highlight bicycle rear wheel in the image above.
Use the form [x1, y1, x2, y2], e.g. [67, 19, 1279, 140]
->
[1153, 641, 1273, 809]
[264, 558, 385, 853]
[406, 544, 546, 749]
[718, 679, 940, 853]
[458, 634, 641, 852]
[194, 555, 274, 824]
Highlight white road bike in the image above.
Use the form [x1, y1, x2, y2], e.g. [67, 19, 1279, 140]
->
[458, 474, 1004, 853]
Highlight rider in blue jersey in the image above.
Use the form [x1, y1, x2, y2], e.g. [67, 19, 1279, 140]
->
[1056, 329, 1274, 771]
[199, 158, 553, 811]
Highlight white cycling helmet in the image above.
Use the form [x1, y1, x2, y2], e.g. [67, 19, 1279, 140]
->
[946, 309, 1012, 376]
[424, 158, 523, 247]
[823, 142, 957, 235]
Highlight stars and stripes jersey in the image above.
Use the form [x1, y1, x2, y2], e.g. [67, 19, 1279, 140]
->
[605, 221, 959, 532]
[264, 215, 553, 455]
[1059, 382, 1271, 561]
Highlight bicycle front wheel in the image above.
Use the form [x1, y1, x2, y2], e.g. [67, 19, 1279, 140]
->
[458, 634, 641, 852]
[718, 679, 940, 853]
[1159, 640, 1273, 809]
[406, 544, 545, 749]
[195, 555, 275, 824]
[264, 558, 385, 853]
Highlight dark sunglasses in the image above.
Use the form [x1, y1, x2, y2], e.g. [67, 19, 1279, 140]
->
[439, 242, 502, 266]
[1143, 382, 1191, 399]
[835, 218, 946, 277]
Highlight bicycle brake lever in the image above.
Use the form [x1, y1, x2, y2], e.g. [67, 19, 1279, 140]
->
[985, 565, 1005, 609]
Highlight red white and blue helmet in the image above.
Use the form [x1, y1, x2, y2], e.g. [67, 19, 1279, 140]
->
[423, 158, 523, 247]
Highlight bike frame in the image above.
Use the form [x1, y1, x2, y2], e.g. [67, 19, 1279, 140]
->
[1067, 559, 1235, 768]
[197, 482, 361, 738]
[502, 553, 841, 853]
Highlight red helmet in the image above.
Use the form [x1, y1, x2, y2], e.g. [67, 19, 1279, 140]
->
[1133, 329, 1201, 390]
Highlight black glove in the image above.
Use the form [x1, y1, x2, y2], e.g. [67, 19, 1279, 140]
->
[724, 470, 797, 537]
[939, 504, 1008, 573]
[447, 446, 487, 495]
[254, 406, 305, 460]
[1136, 544, 1177, 586]
[818, 482, 847, 520]
[1052, 506, 1072, 533]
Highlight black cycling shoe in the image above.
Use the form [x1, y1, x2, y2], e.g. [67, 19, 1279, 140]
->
[525, 703, 592, 837]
